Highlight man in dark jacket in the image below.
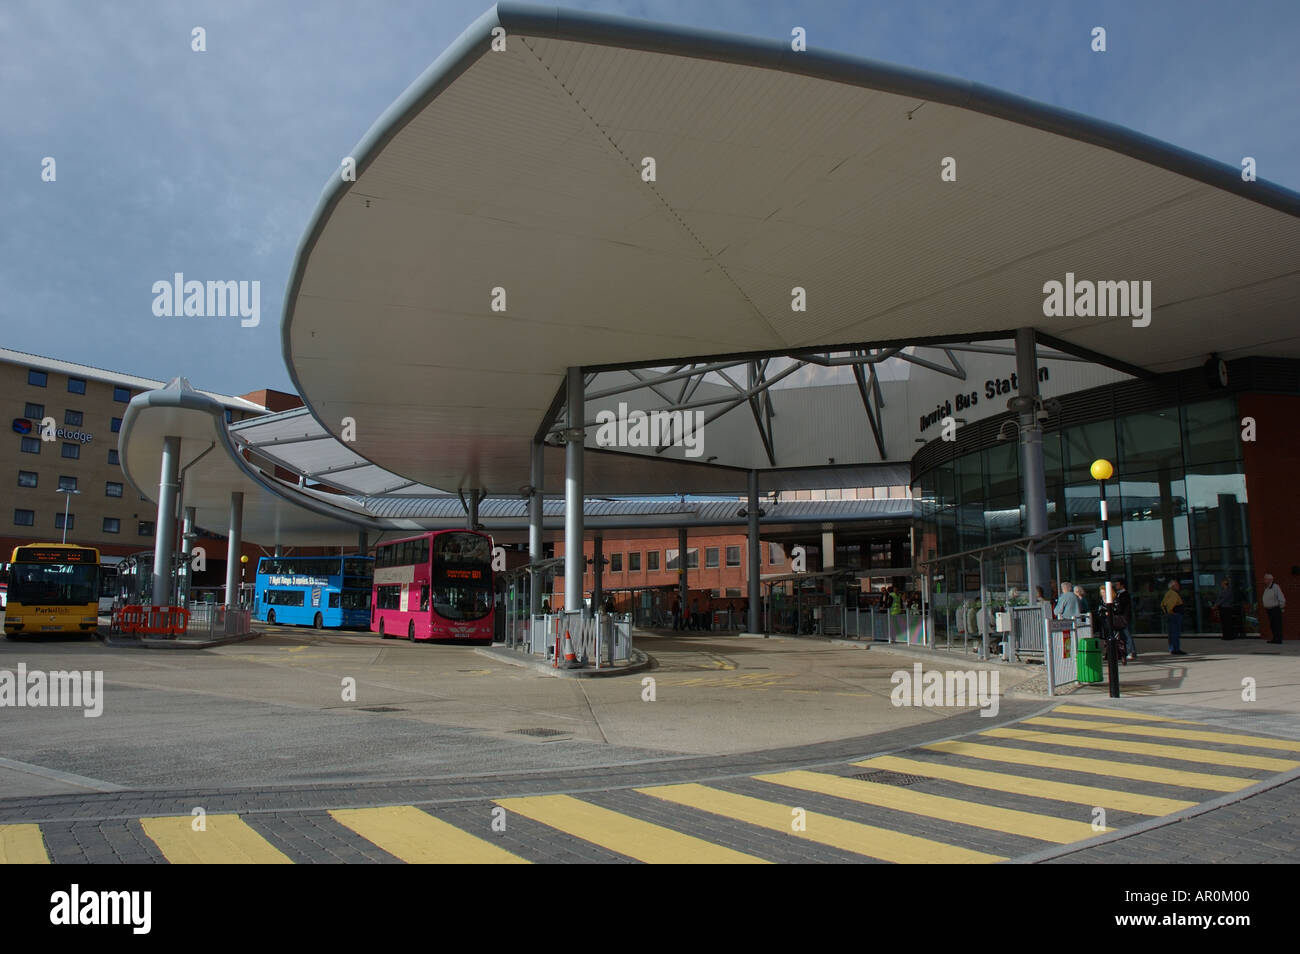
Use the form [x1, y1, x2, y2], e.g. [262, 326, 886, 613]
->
[1114, 578, 1135, 661]
[1214, 578, 1241, 641]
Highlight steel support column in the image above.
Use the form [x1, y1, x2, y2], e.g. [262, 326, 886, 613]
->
[356, 531, 367, 557]
[224, 492, 243, 609]
[529, 439, 544, 614]
[151, 436, 181, 607]
[678, 527, 689, 623]
[747, 471, 761, 634]
[593, 536, 604, 610]
[1015, 328, 1050, 600]
[564, 367, 584, 614]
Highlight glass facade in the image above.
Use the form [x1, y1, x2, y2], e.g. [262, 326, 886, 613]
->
[916, 397, 1252, 636]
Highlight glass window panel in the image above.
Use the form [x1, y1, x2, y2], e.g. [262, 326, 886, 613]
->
[1063, 420, 1117, 481]
[1117, 408, 1182, 473]
[1185, 465, 1250, 553]
[984, 441, 1019, 501]
[1181, 399, 1240, 467]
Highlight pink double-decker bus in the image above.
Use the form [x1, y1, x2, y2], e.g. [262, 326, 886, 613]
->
[371, 530, 495, 643]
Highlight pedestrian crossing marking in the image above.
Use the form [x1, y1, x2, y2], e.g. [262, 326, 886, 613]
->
[638, 782, 1004, 863]
[0, 824, 49, 864]
[855, 755, 1196, 816]
[1023, 716, 1300, 752]
[1051, 704, 1198, 724]
[995, 726, 1300, 771]
[330, 806, 529, 864]
[496, 795, 766, 864]
[139, 814, 293, 864]
[755, 770, 1103, 843]
[926, 740, 1253, 792]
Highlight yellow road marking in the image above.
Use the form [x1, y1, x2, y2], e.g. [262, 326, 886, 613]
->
[855, 755, 1196, 816]
[926, 740, 1253, 793]
[139, 814, 293, 864]
[1023, 716, 1300, 752]
[997, 726, 1299, 771]
[330, 806, 528, 864]
[497, 795, 764, 864]
[1051, 705, 1198, 724]
[638, 783, 1003, 864]
[0, 824, 50, 864]
[755, 770, 1101, 843]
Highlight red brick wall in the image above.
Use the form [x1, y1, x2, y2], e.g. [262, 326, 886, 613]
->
[553, 532, 785, 597]
[1239, 393, 1300, 637]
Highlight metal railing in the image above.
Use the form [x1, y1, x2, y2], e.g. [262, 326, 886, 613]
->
[507, 610, 635, 667]
[187, 603, 253, 640]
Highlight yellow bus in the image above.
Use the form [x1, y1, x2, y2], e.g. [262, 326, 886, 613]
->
[3, 543, 101, 639]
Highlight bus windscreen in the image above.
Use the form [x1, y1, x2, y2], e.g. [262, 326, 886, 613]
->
[432, 532, 492, 621]
[9, 563, 99, 606]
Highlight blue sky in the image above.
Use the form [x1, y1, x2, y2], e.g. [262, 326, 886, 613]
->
[3, 0, 1297, 396]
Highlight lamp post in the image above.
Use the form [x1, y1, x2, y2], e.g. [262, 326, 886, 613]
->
[1091, 458, 1120, 698]
[239, 554, 248, 609]
[56, 488, 80, 544]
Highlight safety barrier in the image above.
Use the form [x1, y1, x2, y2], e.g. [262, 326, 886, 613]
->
[1043, 617, 1086, 695]
[511, 611, 634, 667]
[111, 604, 189, 637]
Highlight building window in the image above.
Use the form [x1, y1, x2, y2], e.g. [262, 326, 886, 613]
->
[14, 509, 35, 526]
[113, 386, 131, 403]
[64, 410, 83, 426]
[103, 517, 120, 534]
[108, 449, 119, 465]
[106, 481, 123, 498]
[647, 551, 660, 571]
[610, 553, 622, 572]
[21, 437, 40, 454]
[225, 409, 234, 423]
[18, 471, 38, 488]
[769, 543, 784, 565]
[629, 552, 641, 572]
[24, 402, 43, 419]
[67, 377, 86, 394]
[726, 588, 742, 598]
[706, 547, 720, 568]
[57, 476, 77, 492]
[111, 417, 122, 433]
[688, 549, 699, 570]
[61, 443, 80, 459]
[28, 370, 47, 387]
[726, 545, 741, 567]
[55, 512, 74, 530]
[138, 521, 155, 536]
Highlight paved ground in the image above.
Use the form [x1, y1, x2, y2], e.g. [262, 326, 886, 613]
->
[0, 626, 1296, 863]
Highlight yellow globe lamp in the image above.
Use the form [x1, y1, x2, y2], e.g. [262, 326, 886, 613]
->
[240, 555, 248, 564]
[1090, 459, 1114, 481]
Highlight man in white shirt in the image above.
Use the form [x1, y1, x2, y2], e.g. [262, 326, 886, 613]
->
[1261, 572, 1286, 644]
[1054, 581, 1080, 619]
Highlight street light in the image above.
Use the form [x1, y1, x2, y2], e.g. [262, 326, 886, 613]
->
[1091, 458, 1120, 698]
[56, 488, 80, 544]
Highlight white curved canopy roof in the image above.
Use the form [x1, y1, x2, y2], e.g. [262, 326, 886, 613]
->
[282, 4, 1300, 499]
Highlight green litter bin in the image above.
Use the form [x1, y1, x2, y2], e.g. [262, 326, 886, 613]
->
[1078, 637, 1104, 684]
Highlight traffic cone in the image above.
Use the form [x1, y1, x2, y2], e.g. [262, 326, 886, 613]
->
[562, 629, 579, 668]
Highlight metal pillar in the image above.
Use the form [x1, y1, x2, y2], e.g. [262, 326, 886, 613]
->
[1015, 328, 1050, 599]
[179, 505, 196, 606]
[564, 367, 584, 614]
[821, 530, 835, 569]
[151, 436, 181, 607]
[224, 492, 243, 609]
[747, 470, 761, 634]
[593, 536, 604, 610]
[274, 544, 283, 557]
[529, 440, 544, 613]
[468, 491, 479, 530]
[356, 531, 367, 556]
[678, 526, 689, 623]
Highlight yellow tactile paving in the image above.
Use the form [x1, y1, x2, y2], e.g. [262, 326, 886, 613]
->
[855, 755, 1197, 816]
[1051, 705, 1199, 724]
[925, 740, 1254, 793]
[330, 806, 529, 864]
[638, 782, 1004, 863]
[987, 727, 1299, 772]
[0, 824, 50, 864]
[1023, 717, 1300, 752]
[754, 770, 1103, 843]
[139, 814, 293, 864]
[496, 794, 765, 864]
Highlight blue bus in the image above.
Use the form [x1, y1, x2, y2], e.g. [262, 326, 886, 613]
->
[254, 555, 374, 629]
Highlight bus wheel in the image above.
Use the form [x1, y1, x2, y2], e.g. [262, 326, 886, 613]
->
[408, 621, 415, 642]
[314, 612, 323, 630]
[267, 610, 276, 625]
[379, 619, 389, 639]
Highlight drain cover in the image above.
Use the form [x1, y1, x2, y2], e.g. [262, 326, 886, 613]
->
[357, 706, 406, 712]
[511, 727, 569, 737]
[852, 770, 926, 787]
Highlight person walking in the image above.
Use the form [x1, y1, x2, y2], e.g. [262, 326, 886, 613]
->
[1073, 584, 1090, 617]
[1113, 579, 1135, 660]
[1261, 572, 1286, 644]
[1035, 585, 1053, 618]
[1054, 581, 1080, 619]
[1215, 578, 1240, 641]
[671, 596, 682, 632]
[1161, 580, 1186, 654]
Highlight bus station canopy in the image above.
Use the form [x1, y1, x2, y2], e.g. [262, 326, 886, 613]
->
[281, 3, 1300, 498]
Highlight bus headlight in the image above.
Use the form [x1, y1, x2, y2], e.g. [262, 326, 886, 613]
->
[7, 616, 21, 625]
